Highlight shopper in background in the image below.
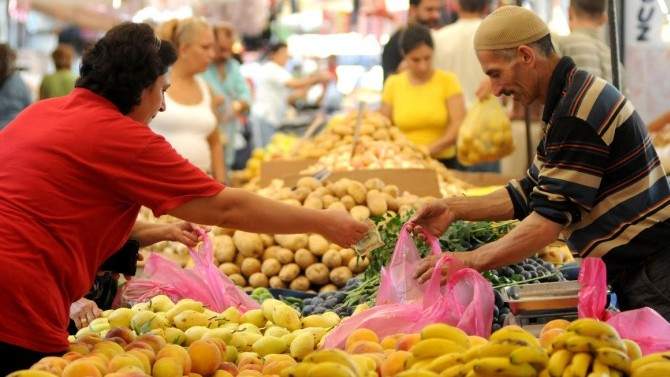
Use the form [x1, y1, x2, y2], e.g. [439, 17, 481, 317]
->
[554, 0, 612, 83]
[0, 22, 367, 372]
[433, 0, 488, 108]
[382, 0, 442, 81]
[39, 43, 77, 99]
[412, 6, 670, 320]
[380, 24, 467, 168]
[202, 22, 252, 174]
[153, 17, 226, 182]
[0, 44, 31, 130]
[250, 42, 330, 148]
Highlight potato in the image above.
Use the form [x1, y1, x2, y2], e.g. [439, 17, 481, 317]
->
[275, 234, 308, 251]
[294, 249, 317, 269]
[366, 191, 388, 216]
[261, 258, 281, 277]
[350, 206, 370, 222]
[235, 254, 246, 267]
[229, 273, 246, 287]
[330, 179, 350, 198]
[313, 187, 331, 197]
[364, 178, 385, 191]
[308, 234, 329, 256]
[263, 246, 281, 260]
[233, 231, 264, 258]
[279, 263, 301, 283]
[384, 193, 399, 212]
[281, 199, 302, 207]
[213, 235, 236, 263]
[322, 249, 342, 269]
[346, 181, 367, 204]
[340, 195, 356, 210]
[249, 272, 269, 288]
[292, 187, 311, 203]
[321, 194, 337, 208]
[383, 185, 400, 198]
[276, 248, 294, 264]
[269, 276, 286, 289]
[290, 276, 311, 291]
[303, 196, 323, 210]
[327, 202, 347, 212]
[305, 263, 330, 285]
[348, 257, 369, 273]
[319, 284, 338, 293]
[297, 176, 321, 191]
[219, 262, 240, 276]
[260, 234, 275, 248]
[241, 258, 262, 277]
[329, 267, 353, 287]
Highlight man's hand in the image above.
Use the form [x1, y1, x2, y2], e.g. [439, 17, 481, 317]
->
[70, 298, 102, 330]
[319, 210, 370, 248]
[408, 200, 457, 238]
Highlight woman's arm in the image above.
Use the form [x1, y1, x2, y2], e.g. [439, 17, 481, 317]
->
[428, 93, 466, 157]
[168, 187, 369, 248]
[208, 130, 226, 182]
[380, 103, 393, 121]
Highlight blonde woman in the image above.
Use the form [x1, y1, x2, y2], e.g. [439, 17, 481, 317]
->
[153, 18, 226, 182]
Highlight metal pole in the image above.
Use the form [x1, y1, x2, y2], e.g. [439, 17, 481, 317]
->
[608, 0, 622, 90]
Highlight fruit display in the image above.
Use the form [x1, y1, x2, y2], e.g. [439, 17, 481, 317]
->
[456, 97, 514, 166]
[241, 133, 299, 181]
[21, 296, 342, 377]
[483, 257, 564, 288]
[539, 243, 575, 266]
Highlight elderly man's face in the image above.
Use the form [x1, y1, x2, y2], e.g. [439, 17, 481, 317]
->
[477, 47, 539, 106]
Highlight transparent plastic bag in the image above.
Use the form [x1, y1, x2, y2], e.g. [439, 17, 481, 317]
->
[578, 257, 670, 354]
[323, 226, 493, 348]
[123, 229, 259, 312]
[457, 97, 514, 165]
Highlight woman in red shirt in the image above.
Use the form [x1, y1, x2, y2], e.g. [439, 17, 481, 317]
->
[0, 22, 368, 372]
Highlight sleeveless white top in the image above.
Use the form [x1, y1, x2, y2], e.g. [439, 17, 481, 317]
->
[151, 77, 217, 173]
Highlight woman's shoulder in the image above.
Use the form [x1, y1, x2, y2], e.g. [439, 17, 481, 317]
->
[433, 69, 458, 82]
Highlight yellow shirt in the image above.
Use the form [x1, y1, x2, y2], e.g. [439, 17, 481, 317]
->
[382, 69, 462, 159]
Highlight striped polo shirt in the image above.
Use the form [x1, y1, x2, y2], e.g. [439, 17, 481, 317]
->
[506, 57, 670, 265]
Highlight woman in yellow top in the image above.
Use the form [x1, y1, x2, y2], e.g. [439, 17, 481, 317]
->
[381, 23, 466, 167]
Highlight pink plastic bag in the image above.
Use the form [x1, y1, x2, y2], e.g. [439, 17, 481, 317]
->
[578, 257, 670, 354]
[323, 226, 493, 348]
[123, 229, 259, 312]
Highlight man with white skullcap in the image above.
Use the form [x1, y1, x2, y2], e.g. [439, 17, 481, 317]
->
[413, 6, 670, 319]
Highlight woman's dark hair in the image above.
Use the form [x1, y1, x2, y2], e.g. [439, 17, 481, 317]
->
[0, 43, 17, 87]
[399, 23, 434, 56]
[268, 42, 287, 56]
[75, 22, 177, 114]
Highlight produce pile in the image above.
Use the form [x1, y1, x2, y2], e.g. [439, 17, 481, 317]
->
[240, 133, 298, 181]
[18, 291, 666, 377]
[140, 176, 440, 292]
[240, 111, 469, 197]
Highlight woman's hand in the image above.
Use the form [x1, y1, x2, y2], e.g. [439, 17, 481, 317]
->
[318, 209, 370, 248]
[70, 297, 102, 329]
[134, 222, 201, 248]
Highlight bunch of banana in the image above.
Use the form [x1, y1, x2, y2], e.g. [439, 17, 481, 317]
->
[630, 351, 670, 377]
[280, 349, 376, 377]
[545, 318, 640, 377]
[423, 326, 547, 377]
[398, 324, 471, 377]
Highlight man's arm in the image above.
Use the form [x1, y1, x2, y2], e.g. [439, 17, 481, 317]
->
[168, 187, 368, 248]
[445, 188, 516, 222]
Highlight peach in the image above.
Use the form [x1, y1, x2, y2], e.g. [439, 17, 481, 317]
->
[156, 344, 192, 374]
[93, 340, 125, 360]
[217, 361, 238, 376]
[188, 373, 204, 377]
[30, 356, 69, 374]
[62, 359, 103, 377]
[212, 371, 234, 377]
[380, 334, 403, 350]
[345, 329, 379, 350]
[125, 341, 156, 361]
[346, 340, 384, 354]
[126, 350, 153, 374]
[396, 334, 421, 351]
[68, 343, 91, 355]
[540, 319, 571, 337]
[262, 359, 297, 375]
[380, 350, 412, 377]
[135, 334, 166, 353]
[152, 357, 183, 377]
[188, 339, 222, 376]
[80, 355, 108, 375]
[108, 354, 146, 373]
[539, 328, 565, 349]
[204, 337, 227, 355]
[237, 371, 263, 377]
[105, 327, 136, 344]
[62, 352, 84, 362]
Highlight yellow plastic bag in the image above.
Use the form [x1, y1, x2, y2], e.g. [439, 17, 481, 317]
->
[457, 97, 514, 165]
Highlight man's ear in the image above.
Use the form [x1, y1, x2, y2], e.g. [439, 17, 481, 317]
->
[517, 45, 535, 65]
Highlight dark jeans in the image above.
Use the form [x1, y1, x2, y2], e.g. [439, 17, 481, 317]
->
[608, 249, 670, 320]
[0, 342, 62, 375]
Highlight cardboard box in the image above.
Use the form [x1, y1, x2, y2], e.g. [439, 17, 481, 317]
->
[259, 160, 441, 197]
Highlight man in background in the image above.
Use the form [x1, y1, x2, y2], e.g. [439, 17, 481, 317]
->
[382, 0, 442, 81]
[554, 0, 612, 83]
[433, 0, 489, 108]
[39, 44, 77, 99]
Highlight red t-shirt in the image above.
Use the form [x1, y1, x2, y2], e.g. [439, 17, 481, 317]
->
[0, 88, 224, 352]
